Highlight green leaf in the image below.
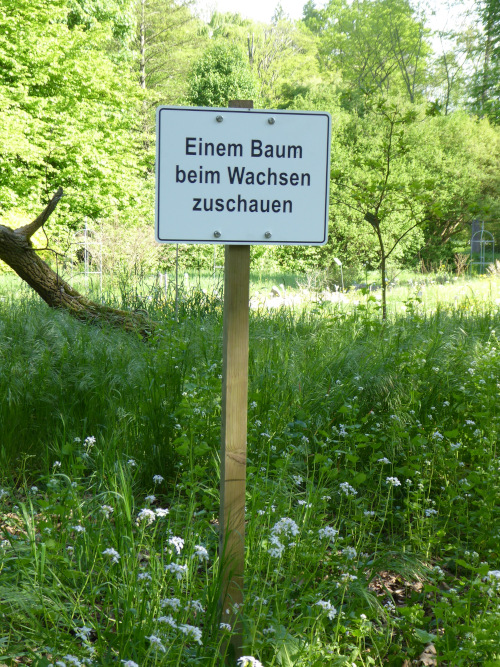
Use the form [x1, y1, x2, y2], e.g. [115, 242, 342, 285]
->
[414, 628, 437, 643]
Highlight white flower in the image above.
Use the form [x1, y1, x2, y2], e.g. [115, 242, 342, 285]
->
[316, 599, 337, 620]
[292, 474, 303, 485]
[74, 626, 92, 641]
[147, 635, 166, 652]
[188, 599, 204, 613]
[145, 495, 156, 504]
[271, 518, 299, 537]
[339, 481, 357, 497]
[136, 508, 156, 525]
[377, 457, 391, 464]
[121, 662, 139, 667]
[127, 459, 137, 467]
[364, 510, 375, 517]
[342, 546, 357, 560]
[385, 477, 401, 487]
[220, 622, 232, 631]
[30, 486, 39, 494]
[63, 657, 82, 667]
[238, 657, 264, 667]
[193, 545, 209, 561]
[102, 547, 120, 563]
[101, 504, 114, 517]
[72, 525, 86, 533]
[168, 536, 184, 554]
[137, 572, 152, 582]
[155, 508, 169, 518]
[84, 436, 96, 448]
[165, 563, 187, 580]
[160, 597, 181, 611]
[424, 509, 438, 517]
[53, 461, 62, 468]
[153, 475, 164, 484]
[318, 526, 338, 542]
[179, 623, 202, 644]
[157, 614, 177, 628]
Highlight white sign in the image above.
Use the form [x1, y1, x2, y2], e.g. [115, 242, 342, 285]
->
[155, 106, 331, 245]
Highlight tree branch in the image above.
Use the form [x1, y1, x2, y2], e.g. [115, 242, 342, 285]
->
[16, 187, 64, 240]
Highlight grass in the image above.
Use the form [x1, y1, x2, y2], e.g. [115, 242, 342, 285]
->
[0, 272, 499, 665]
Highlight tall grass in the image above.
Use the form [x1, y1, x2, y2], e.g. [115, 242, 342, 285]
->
[0, 275, 499, 665]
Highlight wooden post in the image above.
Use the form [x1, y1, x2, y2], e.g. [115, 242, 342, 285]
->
[219, 99, 253, 662]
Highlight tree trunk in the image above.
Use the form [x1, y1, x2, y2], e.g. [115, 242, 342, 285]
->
[0, 188, 154, 336]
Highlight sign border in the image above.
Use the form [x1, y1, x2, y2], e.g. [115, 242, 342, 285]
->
[155, 106, 331, 246]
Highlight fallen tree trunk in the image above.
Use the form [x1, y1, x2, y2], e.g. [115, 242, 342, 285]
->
[0, 188, 154, 336]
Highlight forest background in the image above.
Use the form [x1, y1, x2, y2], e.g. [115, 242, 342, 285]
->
[1, 0, 500, 281]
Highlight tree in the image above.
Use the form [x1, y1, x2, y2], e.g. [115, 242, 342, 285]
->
[470, 0, 500, 123]
[310, 0, 431, 103]
[0, 189, 153, 334]
[186, 42, 257, 107]
[135, 0, 201, 99]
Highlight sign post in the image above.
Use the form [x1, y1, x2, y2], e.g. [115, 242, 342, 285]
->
[155, 101, 331, 663]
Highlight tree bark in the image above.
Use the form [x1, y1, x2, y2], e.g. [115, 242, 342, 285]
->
[0, 188, 154, 336]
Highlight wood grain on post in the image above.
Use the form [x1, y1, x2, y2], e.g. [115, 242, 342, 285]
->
[219, 99, 253, 660]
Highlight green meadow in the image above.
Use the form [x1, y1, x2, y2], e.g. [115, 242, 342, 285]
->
[0, 274, 499, 666]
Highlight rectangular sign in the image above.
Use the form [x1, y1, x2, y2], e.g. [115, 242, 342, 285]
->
[155, 106, 331, 245]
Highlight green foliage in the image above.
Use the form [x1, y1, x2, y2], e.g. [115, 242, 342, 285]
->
[1, 276, 500, 663]
[0, 0, 152, 229]
[186, 41, 257, 107]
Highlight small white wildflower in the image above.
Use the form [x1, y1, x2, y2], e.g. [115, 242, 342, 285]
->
[102, 547, 120, 563]
[220, 622, 232, 631]
[432, 431, 444, 441]
[297, 500, 312, 507]
[165, 563, 187, 580]
[364, 510, 375, 517]
[378, 457, 391, 464]
[193, 545, 209, 562]
[292, 474, 303, 485]
[339, 481, 357, 497]
[72, 525, 86, 533]
[121, 662, 139, 667]
[161, 597, 182, 610]
[147, 635, 166, 652]
[157, 614, 177, 628]
[63, 657, 82, 667]
[321, 495, 331, 501]
[74, 626, 92, 641]
[168, 536, 184, 554]
[179, 623, 202, 644]
[153, 475, 164, 484]
[271, 517, 299, 537]
[443, 400, 450, 407]
[30, 486, 39, 494]
[84, 436, 96, 448]
[145, 495, 156, 504]
[465, 420, 475, 426]
[318, 526, 338, 542]
[136, 508, 156, 525]
[238, 657, 264, 667]
[250, 401, 257, 409]
[385, 477, 401, 487]
[100, 504, 114, 517]
[425, 509, 438, 517]
[155, 508, 169, 517]
[53, 461, 62, 468]
[137, 572, 152, 582]
[316, 599, 337, 619]
[127, 459, 137, 467]
[342, 546, 357, 560]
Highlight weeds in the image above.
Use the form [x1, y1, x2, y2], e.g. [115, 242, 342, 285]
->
[0, 275, 499, 665]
